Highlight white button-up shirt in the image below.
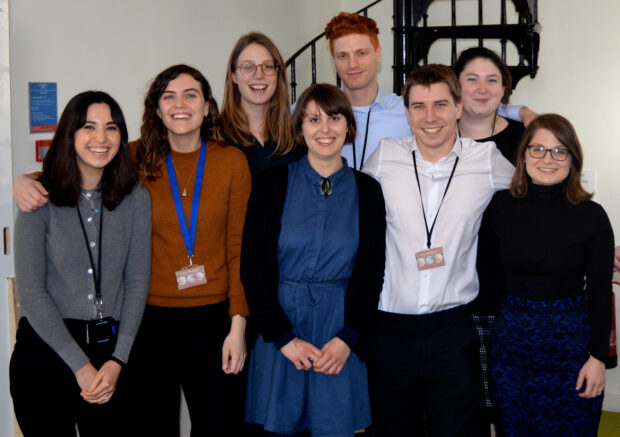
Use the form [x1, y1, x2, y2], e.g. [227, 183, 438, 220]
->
[363, 135, 514, 314]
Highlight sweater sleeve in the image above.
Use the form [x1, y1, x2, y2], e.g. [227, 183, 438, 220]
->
[474, 192, 506, 315]
[226, 151, 252, 316]
[241, 168, 294, 343]
[338, 173, 386, 354]
[14, 207, 90, 373]
[113, 185, 152, 363]
[584, 203, 614, 363]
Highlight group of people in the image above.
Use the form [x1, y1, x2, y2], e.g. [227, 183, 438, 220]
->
[10, 11, 614, 437]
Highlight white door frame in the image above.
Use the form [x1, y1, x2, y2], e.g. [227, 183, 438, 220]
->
[0, 1, 15, 436]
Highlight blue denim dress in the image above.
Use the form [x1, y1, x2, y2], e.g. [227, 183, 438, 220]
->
[245, 155, 371, 436]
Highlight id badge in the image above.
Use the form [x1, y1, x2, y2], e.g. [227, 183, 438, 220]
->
[175, 264, 207, 290]
[86, 317, 117, 345]
[415, 247, 446, 271]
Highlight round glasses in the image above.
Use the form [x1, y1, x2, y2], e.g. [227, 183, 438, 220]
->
[526, 145, 571, 161]
[236, 62, 279, 77]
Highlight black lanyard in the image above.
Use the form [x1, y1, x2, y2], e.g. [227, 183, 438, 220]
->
[77, 203, 104, 318]
[412, 150, 459, 249]
[352, 106, 372, 171]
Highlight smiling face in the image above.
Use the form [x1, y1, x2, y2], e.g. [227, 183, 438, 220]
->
[332, 33, 382, 96]
[525, 128, 572, 185]
[74, 103, 121, 187]
[156, 73, 209, 139]
[406, 82, 462, 161]
[302, 100, 348, 164]
[232, 43, 278, 110]
[459, 57, 505, 117]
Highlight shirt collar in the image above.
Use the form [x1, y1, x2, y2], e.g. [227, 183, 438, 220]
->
[344, 86, 386, 110]
[407, 131, 463, 162]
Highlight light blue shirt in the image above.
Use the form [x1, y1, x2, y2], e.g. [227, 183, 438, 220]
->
[342, 90, 411, 171]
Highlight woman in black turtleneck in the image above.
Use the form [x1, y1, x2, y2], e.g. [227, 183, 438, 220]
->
[477, 114, 614, 436]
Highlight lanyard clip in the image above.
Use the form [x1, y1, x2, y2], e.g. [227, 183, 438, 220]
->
[187, 255, 194, 267]
[95, 297, 104, 320]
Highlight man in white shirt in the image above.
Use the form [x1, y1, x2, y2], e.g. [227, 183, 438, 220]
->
[363, 64, 514, 436]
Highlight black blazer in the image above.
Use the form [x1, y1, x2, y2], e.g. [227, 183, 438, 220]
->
[240, 163, 386, 358]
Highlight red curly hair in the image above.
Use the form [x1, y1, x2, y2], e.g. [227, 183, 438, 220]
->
[325, 12, 380, 55]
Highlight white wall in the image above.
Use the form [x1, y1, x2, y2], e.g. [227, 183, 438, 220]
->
[7, 0, 620, 424]
[9, 0, 321, 178]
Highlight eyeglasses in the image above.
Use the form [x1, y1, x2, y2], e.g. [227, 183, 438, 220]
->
[526, 145, 571, 161]
[236, 62, 279, 77]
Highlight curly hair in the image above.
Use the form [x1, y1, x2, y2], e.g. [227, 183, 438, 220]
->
[213, 32, 294, 155]
[325, 12, 380, 55]
[136, 64, 219, 181]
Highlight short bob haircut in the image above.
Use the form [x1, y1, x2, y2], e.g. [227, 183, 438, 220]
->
[325, 12, 380, 55]
[291, 83, 356, 147]
[510, 113, 592, 204]
[214, 32, 294, 155]
[40, 90, 136, 210]
[403, 64, 462, 108]
[137, 64, 219, 181]
[453, 46, 513, 103]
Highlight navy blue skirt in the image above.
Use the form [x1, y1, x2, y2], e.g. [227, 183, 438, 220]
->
[489, 295, 603, 436]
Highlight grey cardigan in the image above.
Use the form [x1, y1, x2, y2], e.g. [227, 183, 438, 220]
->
[14, 184, 152, 372]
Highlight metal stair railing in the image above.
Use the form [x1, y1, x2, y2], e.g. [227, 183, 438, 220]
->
[393, 0, 540, 95]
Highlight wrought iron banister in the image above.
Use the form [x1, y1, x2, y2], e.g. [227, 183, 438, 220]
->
[285, 0, 384, 103]
[286, 0, 540, 101]
[393, 0, 540, 95]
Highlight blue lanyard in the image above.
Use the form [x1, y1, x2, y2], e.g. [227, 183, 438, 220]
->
[165, 140, 206, 259]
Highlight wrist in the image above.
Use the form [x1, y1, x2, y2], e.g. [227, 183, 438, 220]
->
[109, 356, 126, 370]
[229, 315, 247, 334]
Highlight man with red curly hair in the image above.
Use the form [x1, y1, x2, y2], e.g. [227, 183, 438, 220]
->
[325, 12, 412, 171]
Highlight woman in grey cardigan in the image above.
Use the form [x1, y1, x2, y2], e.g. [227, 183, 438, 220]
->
[9, 91, 151, 437]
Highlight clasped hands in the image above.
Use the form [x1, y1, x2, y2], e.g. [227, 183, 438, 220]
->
[75, 359, 123, 404]
[280, 336, 351, 375]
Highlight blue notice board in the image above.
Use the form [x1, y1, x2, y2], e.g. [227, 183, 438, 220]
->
[29, 82, 57, 132]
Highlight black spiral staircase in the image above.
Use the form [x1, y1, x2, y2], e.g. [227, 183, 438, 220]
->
[286, 0, 540, 102]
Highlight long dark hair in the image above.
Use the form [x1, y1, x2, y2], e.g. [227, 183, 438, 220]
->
[40, 91, 136, 210]
[136, 64, 219, 181]
[510, 114, 592, 204]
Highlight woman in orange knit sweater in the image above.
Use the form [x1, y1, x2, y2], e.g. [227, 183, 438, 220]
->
[124, 64, 251, 435]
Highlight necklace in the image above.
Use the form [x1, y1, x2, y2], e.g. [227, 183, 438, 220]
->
[170, 154, 200, 197]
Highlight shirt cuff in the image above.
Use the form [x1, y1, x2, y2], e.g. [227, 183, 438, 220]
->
[497, 103, 525, 122]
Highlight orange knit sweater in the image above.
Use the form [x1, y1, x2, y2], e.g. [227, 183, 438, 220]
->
[131, 140, 251, 315]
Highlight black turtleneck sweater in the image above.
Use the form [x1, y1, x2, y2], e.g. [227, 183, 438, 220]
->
[476, 181, 614, 362]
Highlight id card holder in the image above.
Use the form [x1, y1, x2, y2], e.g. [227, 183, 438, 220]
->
[86, 317, 117, 344]
[175, 264, 207, 290]
[415, 247, 446, 271]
